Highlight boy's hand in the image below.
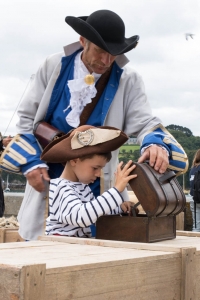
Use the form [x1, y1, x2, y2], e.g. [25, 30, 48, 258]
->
[120, 201, 131, 214]
[121, 201, 139, 216]
[114, 160, 137, 193]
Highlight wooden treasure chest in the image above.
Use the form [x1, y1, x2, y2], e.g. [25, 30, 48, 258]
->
[96, 162, 186, 243]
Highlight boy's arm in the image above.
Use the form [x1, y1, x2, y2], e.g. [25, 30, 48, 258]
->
[58, 161, 137, 226]
[59, 187, 124, 227]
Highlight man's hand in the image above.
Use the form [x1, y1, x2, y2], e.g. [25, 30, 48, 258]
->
[26, 168, 50, 192]
[138, 145, 169, 173]
[3, 136, 12, 147]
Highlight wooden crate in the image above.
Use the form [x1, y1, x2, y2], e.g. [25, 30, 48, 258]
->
[0, 228, 24, 243]
[0, 234, 199, 300]
[147, 232, 200, 300]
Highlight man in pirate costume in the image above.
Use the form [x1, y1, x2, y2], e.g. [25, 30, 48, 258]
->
[0, 10, 188, 240]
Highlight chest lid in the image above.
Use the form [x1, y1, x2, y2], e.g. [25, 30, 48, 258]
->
[128, 162, 186, 217]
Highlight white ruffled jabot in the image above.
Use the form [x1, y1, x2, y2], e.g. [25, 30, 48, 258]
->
[65, 51, 101, 128]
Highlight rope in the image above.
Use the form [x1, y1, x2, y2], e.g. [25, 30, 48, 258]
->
[3, 74, 35, 136]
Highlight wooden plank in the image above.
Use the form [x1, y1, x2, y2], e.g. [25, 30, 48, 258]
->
[155, 236, 200, 251]
[181, 247, 196, 300]
[0, 264, 46, 300]
[0, 228, 24, 243]
[38, 235, 182, 253]
[20, 264, 46, 300]
[37, 234, 200, 253]
[5, 229, 24, 243]
[196, 250, 200, 297]
[0, 265, 21, 300]
[176, 212, 184, 230]
[0, 228, 5, 243]
[177, 230, 200, 237]
[0, 241, 179, 271]
[0, 240, 62, 250]
[45, 256, 181, 300]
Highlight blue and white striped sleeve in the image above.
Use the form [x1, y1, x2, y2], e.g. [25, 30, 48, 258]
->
[58, 187, 124, 227]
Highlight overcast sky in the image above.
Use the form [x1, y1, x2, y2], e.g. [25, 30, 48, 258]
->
[1, 0, 200, 137]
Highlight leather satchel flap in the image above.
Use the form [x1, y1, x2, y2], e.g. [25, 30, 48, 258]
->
[33, 121, 65, 149]
[128, 162, 186, 217]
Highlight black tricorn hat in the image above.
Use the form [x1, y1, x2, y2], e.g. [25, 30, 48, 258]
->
[65, 10, 139, 56]
[41, 125, 128, 163]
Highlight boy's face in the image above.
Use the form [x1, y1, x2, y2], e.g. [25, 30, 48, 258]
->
[72, 155, 108, 184]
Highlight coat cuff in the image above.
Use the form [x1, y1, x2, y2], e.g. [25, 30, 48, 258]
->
[141, 124, 188, 175]
[0, 134, 45, 174]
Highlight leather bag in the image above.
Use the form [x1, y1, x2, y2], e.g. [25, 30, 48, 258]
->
[33, 121, 65, 149]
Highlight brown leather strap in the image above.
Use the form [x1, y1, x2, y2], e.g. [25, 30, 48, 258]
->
[79, 66, 112, 126]
[34, 67, 112, 150]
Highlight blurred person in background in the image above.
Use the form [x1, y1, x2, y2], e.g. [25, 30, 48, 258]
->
[189, 149, 200, 231]
[0, 134, 12, 217]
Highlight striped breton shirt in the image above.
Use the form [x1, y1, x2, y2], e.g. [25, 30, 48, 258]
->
[46, 178, 124, 237]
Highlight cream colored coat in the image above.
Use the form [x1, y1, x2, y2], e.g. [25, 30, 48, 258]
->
[17, 42, 162, 240]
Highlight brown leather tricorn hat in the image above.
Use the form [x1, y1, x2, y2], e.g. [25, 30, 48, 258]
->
[41, 125, 128, 163]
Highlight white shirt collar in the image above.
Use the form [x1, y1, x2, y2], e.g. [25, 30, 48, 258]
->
[74, 51, 101, 82]
[65, 51, 100, 128]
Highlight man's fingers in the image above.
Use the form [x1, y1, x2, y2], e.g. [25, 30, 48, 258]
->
[26, 168, 49, 192]
[28, 177, 45, 192]
[154, 153, 169, 173]
[142, 146, 157, 167]
[158, 161, 169, 174]
[138, 145, 169, 173]
[138, 151, 148, 163]
[152, 147, 168, 173]
[40, 168, 50, 181]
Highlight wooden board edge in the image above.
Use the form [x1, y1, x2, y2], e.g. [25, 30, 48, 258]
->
[177, 230, 200, 237]
[20, 264, 46, 300]
[38, 235, 181, 253]
[181, 247, 196, 300]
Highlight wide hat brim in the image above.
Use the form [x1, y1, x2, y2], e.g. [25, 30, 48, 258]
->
[41, 126, 128, 163]
[65, 10, 139, 55]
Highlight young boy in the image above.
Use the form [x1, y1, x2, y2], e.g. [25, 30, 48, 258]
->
[41, 125, 137, 238]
